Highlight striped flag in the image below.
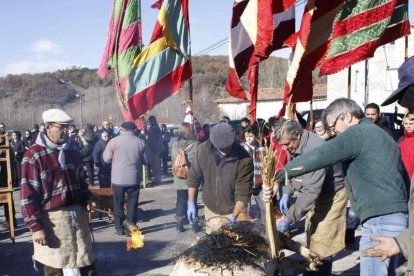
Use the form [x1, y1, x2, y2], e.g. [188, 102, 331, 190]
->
[320, 0, 410, 75]
[98, 0, 142, 121]
[226, 0, 295, 121]
[283, 0, 410, 106]
[126, 0, 191, 119]
[283, 0, 344, 105]
[226, 0, 295, 100]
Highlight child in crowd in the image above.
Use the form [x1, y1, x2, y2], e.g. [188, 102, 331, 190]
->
[241, 125, 266, 223]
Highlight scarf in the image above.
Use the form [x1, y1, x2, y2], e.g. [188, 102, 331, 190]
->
[35, 130, 71, 167]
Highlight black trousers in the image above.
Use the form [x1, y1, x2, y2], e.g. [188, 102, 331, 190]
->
[97, 165, 111, 188]
[176, 189, 198, 218]
[160, 149, 169, 174]
[83, 161, 95, 186]
[112, 184, 140, 231]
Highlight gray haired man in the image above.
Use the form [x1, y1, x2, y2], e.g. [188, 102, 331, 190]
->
[265, 98, 409, 276]
[266, 118, 347, 276]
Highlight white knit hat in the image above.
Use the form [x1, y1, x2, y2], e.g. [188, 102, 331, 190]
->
[42, 109, 74, 124]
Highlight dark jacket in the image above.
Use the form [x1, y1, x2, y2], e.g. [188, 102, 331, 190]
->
[187, 140, 253, 215]
[277, 118, 409, 224]
[79, 138, 95, 162]
[93, 139, 108, 168]
[10, 139, 26, 161]
[376, 115, 394, 138]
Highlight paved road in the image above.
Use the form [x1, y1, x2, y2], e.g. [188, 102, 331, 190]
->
[1, 174, 365, 276]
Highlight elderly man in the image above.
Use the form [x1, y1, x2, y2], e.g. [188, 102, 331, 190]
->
[266, 118, 347, 276]
[266, 98, 408, 276]
[103, 122, 146, 235]
[96, 120, 116, 140]
[187, 122, 253, 233]
[20, 109, 96, 276]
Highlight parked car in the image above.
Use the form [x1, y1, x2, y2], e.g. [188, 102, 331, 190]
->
[209, 119, 242, 134]
[166, 125, 179, 161]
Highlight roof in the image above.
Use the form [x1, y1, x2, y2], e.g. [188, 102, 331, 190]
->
[214, 84, 327, 104]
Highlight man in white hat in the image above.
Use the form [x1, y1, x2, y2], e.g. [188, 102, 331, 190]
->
[20, 108, 96, 275]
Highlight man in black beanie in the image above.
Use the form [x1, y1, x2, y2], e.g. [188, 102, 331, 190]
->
[186, 122, 253, 233]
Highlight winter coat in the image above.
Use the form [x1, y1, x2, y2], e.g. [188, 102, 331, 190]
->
[103, 131, 146, 186]
[146, 125, 163, 153]
[171, 138, 199, 190]
[277, 117, 409, 224]
[187, 140, 253, 215]
[79, 138, 95, 162]
[400, 131, 414, 181]
[376, 115, 394, 138]
[10, 139, 25, 161]
[93, 139, 108, 168]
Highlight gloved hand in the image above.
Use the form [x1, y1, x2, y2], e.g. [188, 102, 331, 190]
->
[279, 193, 290, 214]
[228, 215, 236, 223]
[187, 201, 196, 223]
[277, 218, 290, 233]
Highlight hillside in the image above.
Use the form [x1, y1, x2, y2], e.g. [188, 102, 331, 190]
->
[0, 56, 325, 130]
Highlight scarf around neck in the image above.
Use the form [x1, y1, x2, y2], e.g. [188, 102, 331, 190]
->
[35, 130, 71, 167]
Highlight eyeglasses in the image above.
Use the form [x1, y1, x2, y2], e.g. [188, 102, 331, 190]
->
[328, 113, 345, 132]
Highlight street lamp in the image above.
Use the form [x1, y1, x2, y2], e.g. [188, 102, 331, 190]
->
[75, 93, 85, 129]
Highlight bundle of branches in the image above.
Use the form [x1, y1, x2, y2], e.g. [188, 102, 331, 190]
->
[177, 221, 269, 274]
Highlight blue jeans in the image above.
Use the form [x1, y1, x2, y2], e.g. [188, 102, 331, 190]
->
[360, 212, 408, 276]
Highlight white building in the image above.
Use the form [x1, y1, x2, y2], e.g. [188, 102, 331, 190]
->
[215, 84, 327, 120]
[217, 25, 414, 119]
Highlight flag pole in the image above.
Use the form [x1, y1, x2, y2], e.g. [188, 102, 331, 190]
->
[189, 77, 193, 102]
[347, 66, 352, 99]
[405, 36, 408, 61]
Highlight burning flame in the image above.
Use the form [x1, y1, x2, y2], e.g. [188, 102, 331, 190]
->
[126, 228, 144, 251]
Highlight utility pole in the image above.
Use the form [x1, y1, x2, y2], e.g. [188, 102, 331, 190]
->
[76, 94, 85, 129]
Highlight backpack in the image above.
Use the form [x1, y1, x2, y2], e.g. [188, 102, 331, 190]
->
[172, 142, 195, 179]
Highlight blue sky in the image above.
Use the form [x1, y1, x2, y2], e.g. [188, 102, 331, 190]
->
[0, 1, 412, 76]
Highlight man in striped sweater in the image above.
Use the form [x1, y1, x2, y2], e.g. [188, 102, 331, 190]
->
[20, 109, 96, 276]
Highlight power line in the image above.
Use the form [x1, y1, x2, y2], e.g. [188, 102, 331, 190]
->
[193, 0, 308, 56]
[194, 37, 228, 56]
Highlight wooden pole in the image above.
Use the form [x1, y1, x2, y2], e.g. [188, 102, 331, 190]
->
[189, 77, 193, 102]
[347, 66, 352, 99]
[405, 36, 408, 61]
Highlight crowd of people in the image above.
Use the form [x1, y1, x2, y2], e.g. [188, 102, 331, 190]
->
[1, 58, 413, 276]
[0, 100, 413, 275]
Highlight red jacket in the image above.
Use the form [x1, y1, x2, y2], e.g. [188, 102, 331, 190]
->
[399, 131, 414, 181]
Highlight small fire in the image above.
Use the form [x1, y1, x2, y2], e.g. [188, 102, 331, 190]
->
[126, 228, 144, 251]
